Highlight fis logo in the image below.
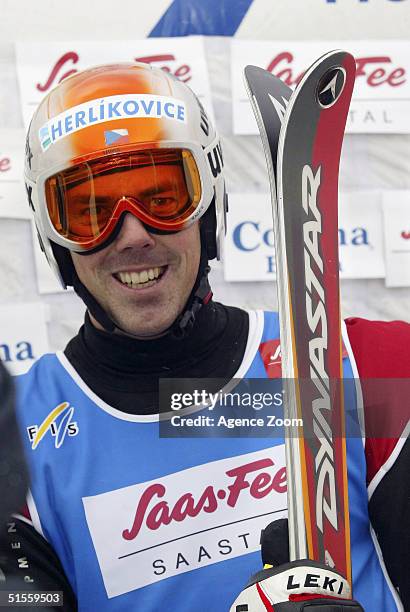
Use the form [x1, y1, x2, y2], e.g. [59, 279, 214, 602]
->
[27, 402, 79, 450]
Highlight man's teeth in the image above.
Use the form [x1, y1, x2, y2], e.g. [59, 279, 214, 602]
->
[117, 267, 163, 287]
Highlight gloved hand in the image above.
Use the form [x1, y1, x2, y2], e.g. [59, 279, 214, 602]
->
[230, 519, 364, 611]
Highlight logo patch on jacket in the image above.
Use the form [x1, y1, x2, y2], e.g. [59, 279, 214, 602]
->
[259, 339, 282, 378]
[83, 447, 287, 598]
[27, 401, 79, 449]
[259, 339, 348, 378]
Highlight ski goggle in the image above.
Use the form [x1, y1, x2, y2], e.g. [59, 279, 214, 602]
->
[44, 148, 204, 251]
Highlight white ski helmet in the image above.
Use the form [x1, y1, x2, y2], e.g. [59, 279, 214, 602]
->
[24, 62, 227, 289]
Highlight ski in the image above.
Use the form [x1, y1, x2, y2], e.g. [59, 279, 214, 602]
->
[244, 51, 355, 586]
[243, 68, 293, 444]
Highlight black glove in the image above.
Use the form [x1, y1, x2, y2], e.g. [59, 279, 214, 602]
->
[230, 519, 364, 611]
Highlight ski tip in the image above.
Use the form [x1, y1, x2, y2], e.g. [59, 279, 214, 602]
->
[244, 64, 260, 72]
[243, 64, 293, 99]
[297, 49, 356, 88]
[245, 63, 283, 77]
[279, 49, 355, 117]
[244, 64, 264, 82]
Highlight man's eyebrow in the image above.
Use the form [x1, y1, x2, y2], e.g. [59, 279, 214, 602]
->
[72, 195, 112, 205]
[138, 182, 174, 197]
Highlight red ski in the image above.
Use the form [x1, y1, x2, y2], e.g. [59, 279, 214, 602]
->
[244, 51, 356, 586]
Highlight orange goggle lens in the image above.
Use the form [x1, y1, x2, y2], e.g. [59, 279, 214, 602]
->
[45, 149, 202, 248]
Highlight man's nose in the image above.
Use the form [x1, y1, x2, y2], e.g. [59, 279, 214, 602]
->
[113, 212, 156, 251]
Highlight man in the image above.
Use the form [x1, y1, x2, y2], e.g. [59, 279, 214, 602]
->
[3, 62, 407, 610]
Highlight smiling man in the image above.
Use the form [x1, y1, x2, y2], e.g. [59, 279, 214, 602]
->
[72, 212, 200, 337]
[4, 63, 408, 611]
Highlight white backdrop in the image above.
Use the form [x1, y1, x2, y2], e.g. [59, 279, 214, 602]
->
[1, 0, 410, 356]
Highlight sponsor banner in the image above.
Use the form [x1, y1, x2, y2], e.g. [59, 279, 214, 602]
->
[382, 190, 410, 286]
[0, 302, 49, 375]
[15, 38, 213, 129]
[223, 192, 385, 282]
[0, 130, 31, 219]
[236, 0, 410, 40]
[30, 221, 67, 294]
[83, 446, 287, 597]
[232, 40, 410, 134]
[339, 191, 385, 279]
[224, 194, 276, 281]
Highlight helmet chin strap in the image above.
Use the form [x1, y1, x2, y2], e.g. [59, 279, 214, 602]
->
[169, 257, 213, 339]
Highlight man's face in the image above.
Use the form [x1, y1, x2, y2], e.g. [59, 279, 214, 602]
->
[71, 215, 201, 338]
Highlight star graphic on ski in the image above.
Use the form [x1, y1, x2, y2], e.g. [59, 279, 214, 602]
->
[317, 68, 346, 108]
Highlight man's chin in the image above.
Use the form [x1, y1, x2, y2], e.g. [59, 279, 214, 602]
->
[112, 311, 179, 339]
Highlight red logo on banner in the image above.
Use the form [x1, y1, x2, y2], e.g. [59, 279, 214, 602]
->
[36, 51, 194, 95]
[266, 52, 304, 87]
[259, 339, 282, 379]
[0, 157, 11, 172]
[355, 56, 406, 87]
[37, 51, 80, 93]
[122, 457, 286, 541]
[266, 52, 406, 88]
[135, 54, 192, 82]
